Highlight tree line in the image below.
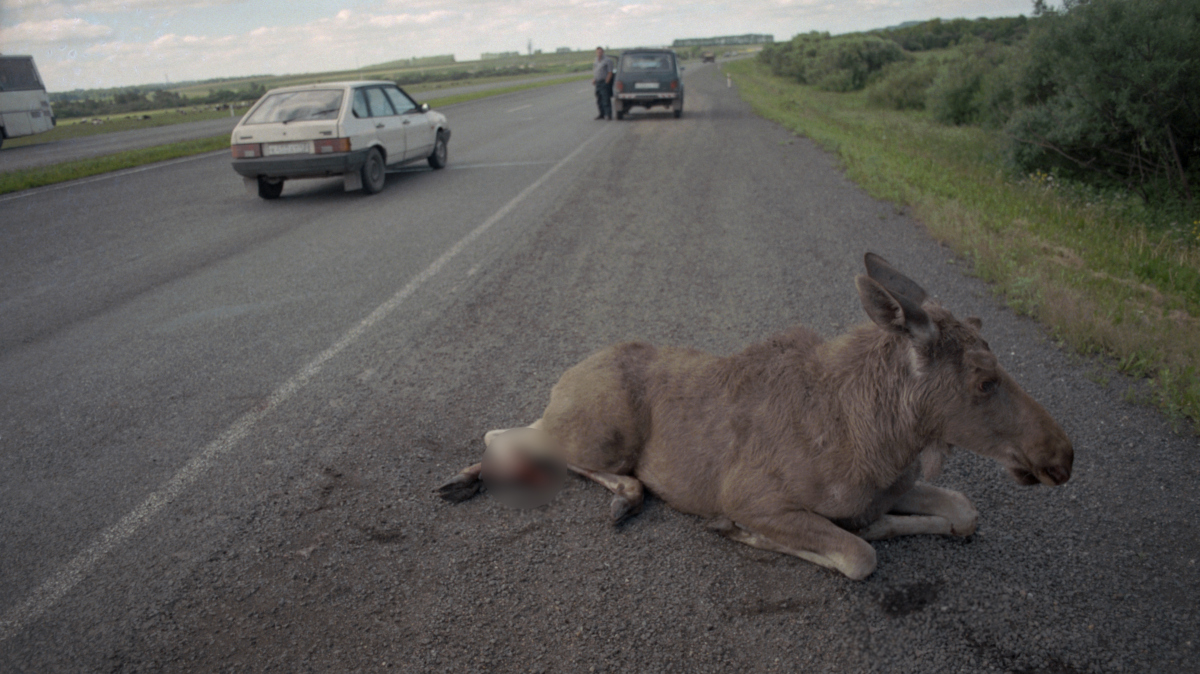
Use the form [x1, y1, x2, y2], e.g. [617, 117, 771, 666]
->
[759, 0, 1199, 207]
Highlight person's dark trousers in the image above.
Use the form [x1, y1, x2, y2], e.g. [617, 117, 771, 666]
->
[594, 81, 613, 119]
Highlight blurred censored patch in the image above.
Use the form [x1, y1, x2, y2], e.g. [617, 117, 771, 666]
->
[481, 428, 566, 509]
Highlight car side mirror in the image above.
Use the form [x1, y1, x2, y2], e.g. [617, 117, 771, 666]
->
[420, 103, 430, 113]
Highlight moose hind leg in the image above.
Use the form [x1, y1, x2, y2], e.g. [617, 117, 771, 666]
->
[569, 465, 644, 524]
[708, 512, 877, 581]
[435, 462, 482, 502]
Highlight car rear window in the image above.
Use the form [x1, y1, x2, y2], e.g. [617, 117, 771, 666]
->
[244, 89, 344, 124]
[621, 54, 674, 72]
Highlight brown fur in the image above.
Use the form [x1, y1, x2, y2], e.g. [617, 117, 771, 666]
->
[438, 254, 1073, 579]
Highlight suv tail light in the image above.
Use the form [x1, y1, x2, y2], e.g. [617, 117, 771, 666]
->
[314, 138, 351, 154]
[231, 143, 262, 159]
[670, 80, 679, 91]
[615, 81, 624, 93]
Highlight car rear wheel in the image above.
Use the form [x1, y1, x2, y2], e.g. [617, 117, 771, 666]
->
[428, 131, 448, 169]
[257, 177, 283, 199]
[674, 108, 683, 119]
[361, 148, 386, 194]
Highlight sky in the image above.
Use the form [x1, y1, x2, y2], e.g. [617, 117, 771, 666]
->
[0, 0, 1038, 92]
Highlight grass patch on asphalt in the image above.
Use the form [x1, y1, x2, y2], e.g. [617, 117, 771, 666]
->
[724, 58, 1200, 428]
[0, 75, 591, 197]
[0, 136, 228, 195]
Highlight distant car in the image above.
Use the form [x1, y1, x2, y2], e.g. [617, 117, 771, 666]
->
[230, 80, 450, 199]
[702, 52, 716, 63]
[613, 49, 684, 120]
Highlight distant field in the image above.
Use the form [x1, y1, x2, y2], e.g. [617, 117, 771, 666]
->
[2, 106, 241, 149]
[169, 50, 597, 99]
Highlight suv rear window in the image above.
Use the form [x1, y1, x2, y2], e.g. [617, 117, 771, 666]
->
[621, 54, 674, 72]
[244, 89, 344, 124]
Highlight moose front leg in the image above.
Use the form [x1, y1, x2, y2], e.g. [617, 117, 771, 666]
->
[708, 511, 878, 580]
[858, 483, 978, 540]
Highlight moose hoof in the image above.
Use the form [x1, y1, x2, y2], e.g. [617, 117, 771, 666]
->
[610, 494, 642, 524]
[436, 474, 482, 503]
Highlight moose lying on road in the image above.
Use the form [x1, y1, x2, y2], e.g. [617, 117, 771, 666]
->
[438, 254, 1074, 579]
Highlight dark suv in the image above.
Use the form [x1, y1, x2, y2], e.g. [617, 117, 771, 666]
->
[612, 49, 684, 120]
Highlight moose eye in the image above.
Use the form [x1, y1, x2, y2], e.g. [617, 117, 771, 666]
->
[978, 379, 999, 395]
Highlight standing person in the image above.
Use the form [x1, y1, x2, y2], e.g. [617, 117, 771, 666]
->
[593, 47, 614, 120]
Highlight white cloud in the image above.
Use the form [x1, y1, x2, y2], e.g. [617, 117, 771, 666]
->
[70, 0, 245, 13]
[0, 18, 112, 45]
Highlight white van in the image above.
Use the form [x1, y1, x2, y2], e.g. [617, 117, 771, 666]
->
[0, 55, 56, 149]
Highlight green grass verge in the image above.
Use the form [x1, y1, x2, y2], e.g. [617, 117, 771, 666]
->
[0, 74, 592, 197]
[417, 73, 590, 107]
[0, 136, 229, 195]
[724, 58, 1200, 429]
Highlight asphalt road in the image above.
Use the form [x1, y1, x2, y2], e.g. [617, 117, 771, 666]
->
[1, 64, 1197, 673]
[0, 74, 588, 174]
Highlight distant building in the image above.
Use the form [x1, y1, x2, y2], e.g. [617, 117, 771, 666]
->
[556, 47, 573, 53]
[481, 51, 521, 60]
[671, 34, 774, 48]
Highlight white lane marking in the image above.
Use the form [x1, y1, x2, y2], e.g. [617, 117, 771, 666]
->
[506, 104, 532, 113]
[0, 127, 609, 644]
[0, 150, 228, 204]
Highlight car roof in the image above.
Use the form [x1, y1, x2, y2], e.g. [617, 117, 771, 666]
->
[621, 49, 676, 55]
[262, 80, 395, 94]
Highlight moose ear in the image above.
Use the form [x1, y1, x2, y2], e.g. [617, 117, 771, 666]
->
[864, 253, 928, 305]
[856, 275, 936, 341]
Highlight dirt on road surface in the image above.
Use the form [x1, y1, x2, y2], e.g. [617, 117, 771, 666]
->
[2, 66, 1197, 673]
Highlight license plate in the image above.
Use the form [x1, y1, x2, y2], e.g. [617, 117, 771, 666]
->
[264, 141, 311, 156]
[634, 82, 659, 90]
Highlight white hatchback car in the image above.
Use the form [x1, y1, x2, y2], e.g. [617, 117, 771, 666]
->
[230, 80, 450, 199]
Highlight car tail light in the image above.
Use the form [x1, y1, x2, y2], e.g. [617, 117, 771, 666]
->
[670, 80, 679, 91]
[313, 138, 351, 154]
[231, 143, 262, 159]
[615, 81, 624, 93]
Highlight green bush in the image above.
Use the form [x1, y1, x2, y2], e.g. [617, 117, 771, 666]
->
[876, 16, 1032, 52]
[1007, 0, 1200, 204]
[865, 58, 938, 110]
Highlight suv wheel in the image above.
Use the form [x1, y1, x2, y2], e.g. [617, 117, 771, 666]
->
[428, 131, 448, 169]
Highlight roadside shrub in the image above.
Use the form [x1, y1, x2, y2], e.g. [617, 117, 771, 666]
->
[927, 42, 1018, 127]
[1006, 0, 1200, 204]
[866, 58, 938, 110]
